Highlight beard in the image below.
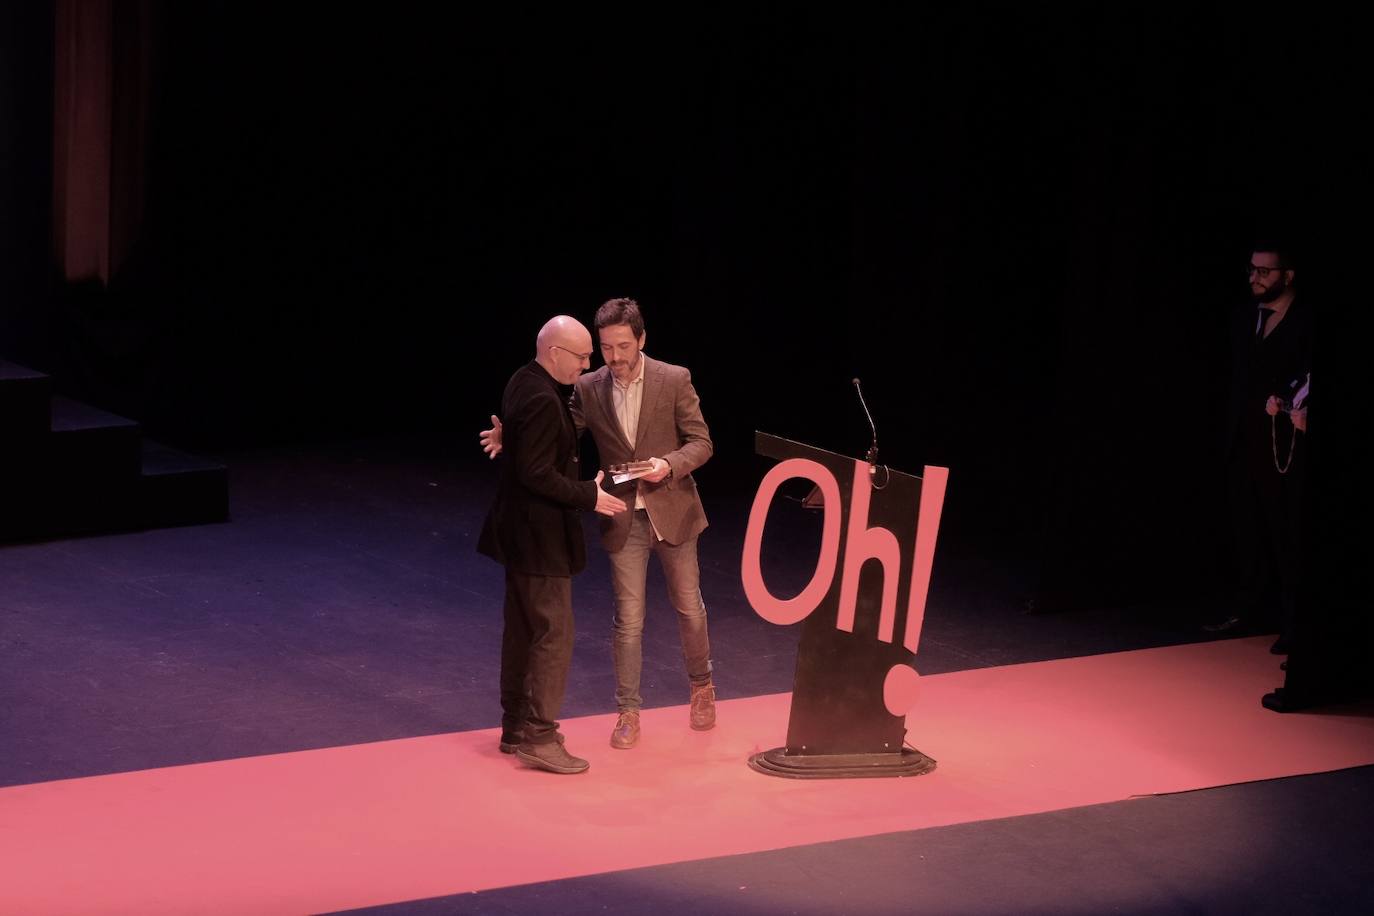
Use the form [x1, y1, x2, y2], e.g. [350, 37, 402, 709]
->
[610, 353, 641, 379]
[1251, 275, 1289, 304]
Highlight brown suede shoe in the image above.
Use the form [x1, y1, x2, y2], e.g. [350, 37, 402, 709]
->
[610, 710, 641, 749]
[514, 738, 589, 774]
[689, 680, 716, 731]
[498, 730, 522, 754]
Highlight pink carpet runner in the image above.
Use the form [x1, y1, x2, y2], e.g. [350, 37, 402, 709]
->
[3, 636, 1371, 914]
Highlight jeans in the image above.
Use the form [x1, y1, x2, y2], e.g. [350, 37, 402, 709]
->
[607, 509, 711, 712]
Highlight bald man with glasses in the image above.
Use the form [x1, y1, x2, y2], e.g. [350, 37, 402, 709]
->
[478, 315, 627, 774]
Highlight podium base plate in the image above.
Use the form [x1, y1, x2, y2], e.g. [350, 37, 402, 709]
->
[748, 747, 936, 779]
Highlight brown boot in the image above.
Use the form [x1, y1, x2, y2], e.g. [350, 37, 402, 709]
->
[689, 680, 716, 731]
[514, 738, 589, 774]
[610, 710, 641, 749]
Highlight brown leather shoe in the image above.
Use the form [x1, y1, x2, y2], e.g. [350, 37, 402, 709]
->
[514, 738, 589, 774]
[610, 710, 641, 749]
[689, 680, 716, 731]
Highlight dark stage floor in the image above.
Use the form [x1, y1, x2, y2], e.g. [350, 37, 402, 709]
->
[2, 436, 1370, 914]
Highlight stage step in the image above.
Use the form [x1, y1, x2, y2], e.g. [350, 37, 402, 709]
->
[0, 359, 51, 436]
[139, 439, 229, 529]
[50, 395, 144, 478]
[1, 360, 229, 542]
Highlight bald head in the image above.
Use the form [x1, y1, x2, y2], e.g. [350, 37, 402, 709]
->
[535, 315, 594, 384]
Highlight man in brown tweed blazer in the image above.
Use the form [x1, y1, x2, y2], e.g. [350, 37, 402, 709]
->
[483, 298, 716, 749]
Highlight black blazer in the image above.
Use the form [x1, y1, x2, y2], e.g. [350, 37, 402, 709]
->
[1224, 297, 1312, 466]
[478, 361, 597, 576]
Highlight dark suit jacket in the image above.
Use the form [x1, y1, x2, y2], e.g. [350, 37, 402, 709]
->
[1224, 297, 1312, 468]
[572, 354, 712, 552]
[479, 361, 597, 577]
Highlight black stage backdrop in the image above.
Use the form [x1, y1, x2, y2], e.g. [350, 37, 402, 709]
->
[2, 4, 1356, 611]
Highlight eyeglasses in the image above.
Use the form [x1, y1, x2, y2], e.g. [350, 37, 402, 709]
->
[550, 344, 593, 362]
[1247, 264, 1284, 279]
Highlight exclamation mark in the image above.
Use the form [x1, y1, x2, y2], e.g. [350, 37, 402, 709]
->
[883, 465, 948, 716]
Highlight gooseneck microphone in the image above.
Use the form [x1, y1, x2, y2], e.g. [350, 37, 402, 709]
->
[852, 378, 879, 475]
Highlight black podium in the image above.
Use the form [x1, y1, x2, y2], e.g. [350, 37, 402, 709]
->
[743, 433, 948, 778]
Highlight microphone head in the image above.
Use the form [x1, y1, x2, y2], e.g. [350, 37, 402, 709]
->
[852, 377, 861, 387]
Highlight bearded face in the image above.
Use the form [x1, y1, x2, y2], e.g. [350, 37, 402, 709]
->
[1249, 253, 1292, 304]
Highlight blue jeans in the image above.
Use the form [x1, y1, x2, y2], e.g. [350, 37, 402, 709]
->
[608, 510, 711, 712]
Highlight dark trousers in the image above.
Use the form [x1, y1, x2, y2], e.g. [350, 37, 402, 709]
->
[1228, 445, 1304, 639]
[499, 569, 573, 745]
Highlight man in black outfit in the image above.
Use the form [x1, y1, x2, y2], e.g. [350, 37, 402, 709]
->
[1259, 246, 1372, 712]
[1206, 243, 1310, 655]
[478, 315, 627, 773]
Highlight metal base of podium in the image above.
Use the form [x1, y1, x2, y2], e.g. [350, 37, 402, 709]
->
[748, 747, 937, 779]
